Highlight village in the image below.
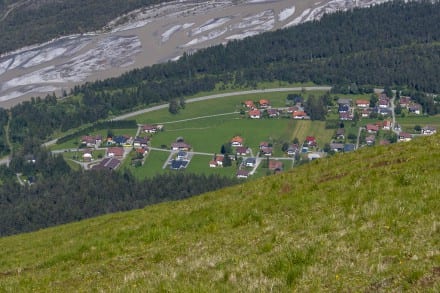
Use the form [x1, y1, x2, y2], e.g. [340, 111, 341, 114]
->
[52, 90, 437, 180]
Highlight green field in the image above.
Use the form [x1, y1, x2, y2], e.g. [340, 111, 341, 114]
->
[397, 114, 440, 132]
[1, 135, 439, 291]
[124, 150, 171, 179]
[185, 155, 237, 177]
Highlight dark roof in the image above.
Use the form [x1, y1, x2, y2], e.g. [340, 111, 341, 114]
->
[245, 157, 256, 164]
[113, 136, 128, 144]
[94, 157, 121, 170]
[344, 144, 356, 152]
[237, 170, 249, 177]
[170, 160, 188, 170]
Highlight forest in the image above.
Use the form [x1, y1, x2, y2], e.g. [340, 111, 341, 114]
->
[0, 149, 238, 236]
[6, 1, 440, 152]
[0, 0, 174, 54]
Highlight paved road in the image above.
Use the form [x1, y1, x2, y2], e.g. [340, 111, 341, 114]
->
[390, 97, 400, 135]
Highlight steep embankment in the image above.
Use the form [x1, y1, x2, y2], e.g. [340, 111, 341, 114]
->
[0, 135, 439, 291]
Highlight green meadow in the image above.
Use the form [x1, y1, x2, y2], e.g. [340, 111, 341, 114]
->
[1, 135, 439, 291]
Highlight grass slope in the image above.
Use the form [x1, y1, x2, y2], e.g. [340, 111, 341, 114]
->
[1, 135, 439, 291]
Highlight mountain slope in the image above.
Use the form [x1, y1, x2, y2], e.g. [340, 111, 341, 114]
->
[0, 135, 439, 291]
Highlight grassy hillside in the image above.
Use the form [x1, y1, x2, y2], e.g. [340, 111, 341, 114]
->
[0, 135, 439, 291]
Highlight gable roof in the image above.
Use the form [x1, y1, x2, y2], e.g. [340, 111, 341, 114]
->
[259, 99, 270, 105]
[231, 136, 244, 143]
[107, 147, 124, 157]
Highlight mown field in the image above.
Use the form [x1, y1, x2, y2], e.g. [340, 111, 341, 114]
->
[1, 134, 439, 291]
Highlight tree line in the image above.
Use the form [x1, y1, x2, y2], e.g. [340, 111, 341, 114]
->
[0, 149, 238, 237]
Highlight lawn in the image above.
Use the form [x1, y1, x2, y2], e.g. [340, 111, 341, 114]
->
[185, 155, 237, 177]
[124, 150, 172, 179]
[397, 114, 440, 132]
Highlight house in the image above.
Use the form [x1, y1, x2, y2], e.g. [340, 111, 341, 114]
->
[267, 108, 279, 118]
[209, 160, 218, 168]
[259, 141, 269, 150]
[421, 126, 437, 135]
[177, 151, 188, 160]
[338, 104, 350, 113]
[399, 132, 412, 142]
[245, 157, 256, 167]
[236, 146, 250, 156]
[378, 93, 389, 100]
[408, 104, 422, 115]
[244, 100, 255, 108]
[343, 143, 356, 152]
[399, 96, 411, 108]
[378, 108, 392, 116]
[113, 135, 129, 145]
[287, 106, 299, 113]
[214, 155, 224, 167]
[287, 144, 299, 156]
[170, 160, 188, 170]
[81, 135, 102, 147]
[356, 99, 370, 108]
[231, 136, 244, 147]
[107, 147, 124, 158]
[133, 136, 149, 148]
[292, 111, 307, 119]
[305, 136, 317, 147]
[339, 112, 353, 121]
[143, 124, 158, 133]
[82, 149, 93, 162]
[236, 169, 250, 179]
[366, 124, 379, 133]
[249, 109, 261, 119]
[259, 99, 270, 108]
[336, 128, 345, 140]
[93, 157, 121, 170]
[361, 109, 370, 118]
[136, 147, 147, 157]
[365, 135, 376, 146]
[268, 160, 283, 171]
[329, 143, 344, 152]
[378, 98, 389, 108]
[382, 120, 392, 130]
[171, 142, 191, 151]
[260, 146, 273, 156]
